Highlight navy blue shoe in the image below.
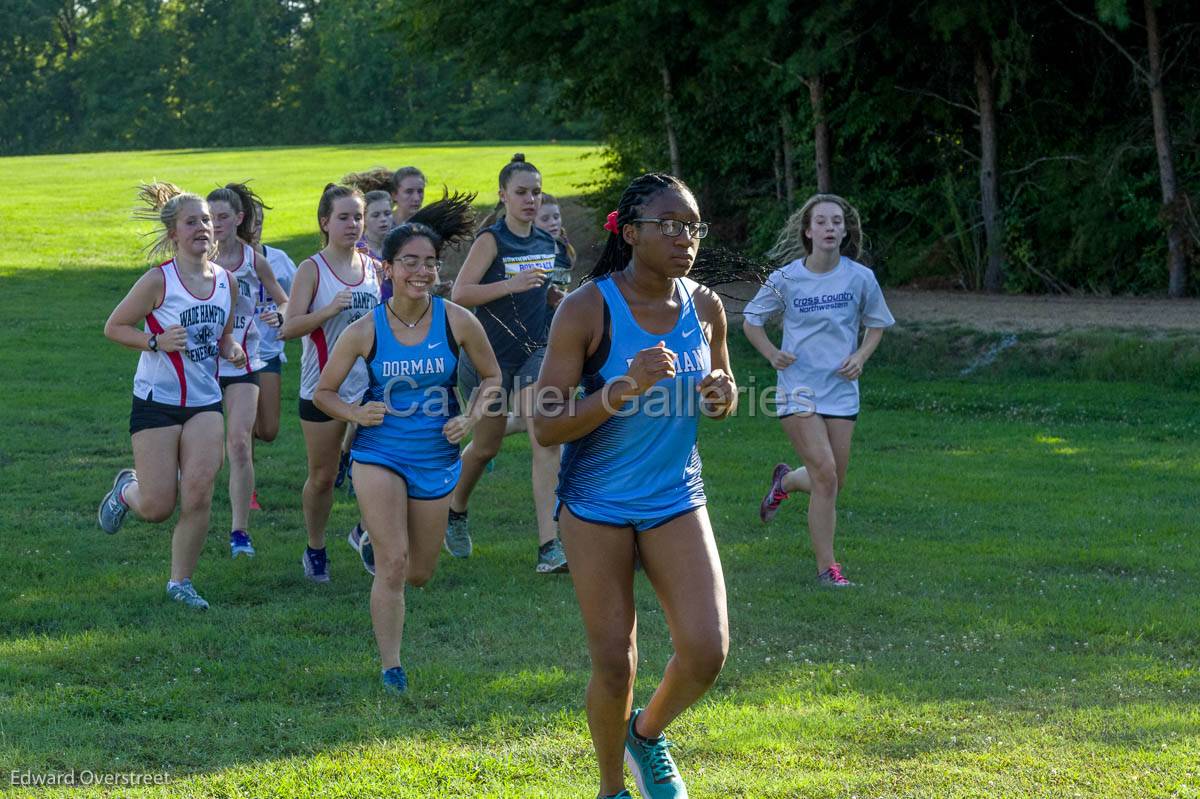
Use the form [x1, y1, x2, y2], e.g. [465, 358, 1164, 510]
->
[302, 547, 330, 583]
[347, 524, 375, 576]
[230, 529, 255, 558]
[334, 451, 351, 488]
[381, 665, 408, 694]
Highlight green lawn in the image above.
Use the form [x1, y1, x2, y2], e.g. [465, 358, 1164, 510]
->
[1, 145, 1198, 798]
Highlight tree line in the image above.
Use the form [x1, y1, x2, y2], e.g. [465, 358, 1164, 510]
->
[0, 0, 591, 154]
[410, 0, 1199, 296]
[3, 1, 1197, 295]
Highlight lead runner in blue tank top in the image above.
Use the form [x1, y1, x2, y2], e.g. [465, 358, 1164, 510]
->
[533, 174, 738, 799]
[313, 196, 502, 695]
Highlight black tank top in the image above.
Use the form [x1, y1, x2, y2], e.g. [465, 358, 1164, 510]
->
[474, 218, 557, 369]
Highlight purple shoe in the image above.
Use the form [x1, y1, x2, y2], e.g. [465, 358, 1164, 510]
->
[759, 463, 791, 523]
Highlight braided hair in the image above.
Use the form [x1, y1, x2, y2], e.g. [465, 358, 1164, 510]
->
[589, 173, 776, 293]
[380, 191, 477, 262]
[588, 173, 692, 280]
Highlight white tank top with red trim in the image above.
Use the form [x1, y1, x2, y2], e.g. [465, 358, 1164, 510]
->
[132, 260, 233, 407]
[218, 242, 266, 376]
[298, 251, 381, 402]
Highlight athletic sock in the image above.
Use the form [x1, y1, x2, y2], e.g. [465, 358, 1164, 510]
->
[631, 716, 659, 743]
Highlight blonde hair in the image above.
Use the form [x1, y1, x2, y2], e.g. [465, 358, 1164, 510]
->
[767, 193, 863, 263]
[134, 182, 206, 259]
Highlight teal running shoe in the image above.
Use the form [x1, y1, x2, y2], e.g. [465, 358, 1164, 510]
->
[381, 665, 408, 694]
[536, 538, 568, 574]
[443, 509, 471, 558]
[598, 792, 632, 799]
[166, 579, 209, 610]
[98, 469, 136, 534]
[624, 708, 687, 798]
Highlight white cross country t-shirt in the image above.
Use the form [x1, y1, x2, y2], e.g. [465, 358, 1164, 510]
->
[743, 256, 895, 416]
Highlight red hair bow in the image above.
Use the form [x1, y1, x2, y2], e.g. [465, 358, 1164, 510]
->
[603, 210, 620, 235]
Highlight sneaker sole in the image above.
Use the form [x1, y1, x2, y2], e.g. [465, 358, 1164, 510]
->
[536, 562, 569, 574]
[231, 548, 255, 558]
[443, 540, 472, 558]
[98, 469, 135, 534]
[759, 463, 791, 523]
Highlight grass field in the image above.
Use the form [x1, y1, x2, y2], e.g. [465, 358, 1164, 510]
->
[1, 145, 1198, 798]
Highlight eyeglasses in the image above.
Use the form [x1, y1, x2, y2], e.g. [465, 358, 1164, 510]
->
[631, 218, 709, 239]
[393, 255, 442, 271]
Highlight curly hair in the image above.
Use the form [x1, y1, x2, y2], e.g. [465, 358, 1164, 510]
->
[767, 193, 863, 263]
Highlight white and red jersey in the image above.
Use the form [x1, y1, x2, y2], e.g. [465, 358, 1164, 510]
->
[133, 260, 233, 407]
[218, 242, 266, 376]
[298, 251, 381, 402]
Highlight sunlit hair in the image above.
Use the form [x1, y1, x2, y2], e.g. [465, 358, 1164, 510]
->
[767, 193, 863, 263]
[381, 191, 477, 262]
[342, 167, 395, 194]
[133, 181, 206, 259]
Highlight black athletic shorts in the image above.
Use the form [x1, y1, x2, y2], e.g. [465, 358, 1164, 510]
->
[219, 371, 261, 390]
[298, 397, 334, 423]
[130, 395, 222, 435]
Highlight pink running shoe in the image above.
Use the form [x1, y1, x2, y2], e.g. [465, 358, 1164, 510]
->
[759, 463, 792, 523]
[249, 491, 262, 511]
[817, 563, 854, 587]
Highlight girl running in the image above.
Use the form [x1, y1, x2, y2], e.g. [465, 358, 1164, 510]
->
[391, 166, 426, 226]
[503, 191, 576, 438]
[98, 183, 247, 610]
[313, 195, 501, 694]
[360, 190, 394, 261]
[279, 184, 380, 583]
[208, 184, 290, 558]
[248, 200, 298, 449]
[536, 192, 577, 291]
[743, 193, 895, 587]
[337, 174, 397, 493]
[533, 173, 737, 799]
[447, 154, 566, 572]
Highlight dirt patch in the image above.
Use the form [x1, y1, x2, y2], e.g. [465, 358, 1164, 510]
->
[448, 199, 1199, 335]
[720, 283, 1200, 333]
